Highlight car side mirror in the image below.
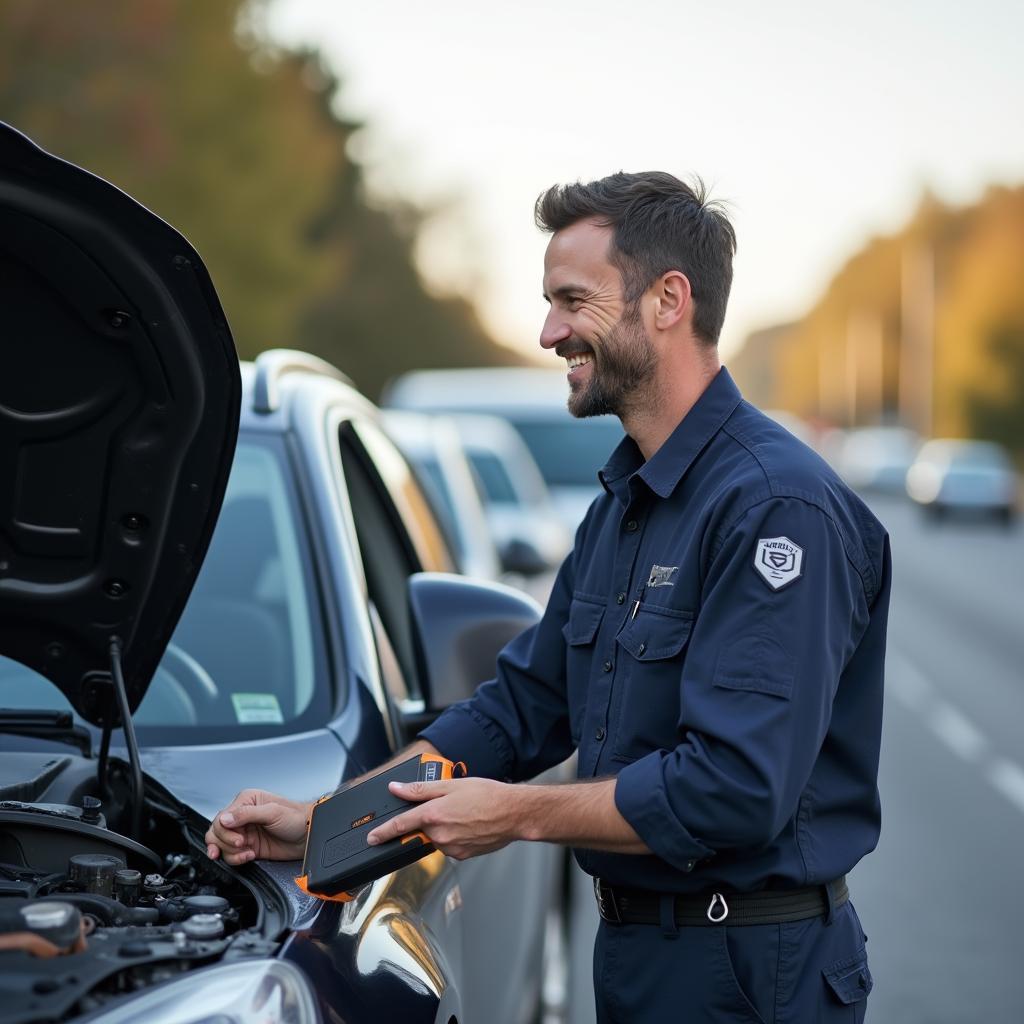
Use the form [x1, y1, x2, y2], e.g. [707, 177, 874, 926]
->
[407, 572, 541, 713]
[497, 536, 551, 577]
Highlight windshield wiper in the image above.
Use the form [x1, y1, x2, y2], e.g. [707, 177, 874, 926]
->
[0, 708, 92, 757]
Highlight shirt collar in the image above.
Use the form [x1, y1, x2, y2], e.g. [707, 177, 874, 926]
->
[598, 367, 743, 503]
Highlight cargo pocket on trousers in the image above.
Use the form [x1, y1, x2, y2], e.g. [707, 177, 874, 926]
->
[823, 946, 872, 1006]
[561, 596, 604, 743]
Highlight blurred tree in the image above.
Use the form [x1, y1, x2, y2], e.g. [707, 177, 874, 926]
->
[0, 0, 518, 397]
[731, 185, 1024, 457]
[936, 187, 1024, 451]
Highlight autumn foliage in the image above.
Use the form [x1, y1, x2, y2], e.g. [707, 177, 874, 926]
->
[0, 0, 521, 398]
[731, 187, 1024, 456]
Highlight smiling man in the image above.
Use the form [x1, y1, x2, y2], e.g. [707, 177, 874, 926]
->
[208, 172, 890, 1023]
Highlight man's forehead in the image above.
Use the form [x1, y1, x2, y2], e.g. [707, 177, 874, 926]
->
[542, 218, 618, 292]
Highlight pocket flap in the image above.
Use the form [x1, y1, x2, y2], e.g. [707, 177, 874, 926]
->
[713, 634, 794, 700]
[616, 606, 693, 660]
[562, 598, 604, 646]
[823, 947, 872, 1005]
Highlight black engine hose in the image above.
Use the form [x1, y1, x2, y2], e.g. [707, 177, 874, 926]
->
[39, 892, 159, 927]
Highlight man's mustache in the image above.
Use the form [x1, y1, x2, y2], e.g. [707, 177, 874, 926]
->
[555, 341, 594, 360]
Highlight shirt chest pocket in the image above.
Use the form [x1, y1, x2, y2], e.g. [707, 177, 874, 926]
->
[612, 604, 694, 761]
[562, 596, 605, 743]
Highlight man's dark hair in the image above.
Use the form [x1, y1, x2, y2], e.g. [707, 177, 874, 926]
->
[535, 171, 736, 345]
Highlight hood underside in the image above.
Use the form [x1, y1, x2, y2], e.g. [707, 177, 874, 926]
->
[0, 121, 240, 726]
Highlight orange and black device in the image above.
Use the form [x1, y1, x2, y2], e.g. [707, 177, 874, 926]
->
[295, 753, 466, 901]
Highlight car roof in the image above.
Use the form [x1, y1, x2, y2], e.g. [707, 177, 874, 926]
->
[238, 351, 377, 433]
[384, 366, 572, 413]
[916, 438, 1011, 464]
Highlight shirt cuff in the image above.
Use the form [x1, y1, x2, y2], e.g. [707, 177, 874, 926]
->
[419, 703, 514, 781]
[614, 752, 715, 872]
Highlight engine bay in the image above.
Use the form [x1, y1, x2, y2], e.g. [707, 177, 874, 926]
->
[0, 751, 280, 1024]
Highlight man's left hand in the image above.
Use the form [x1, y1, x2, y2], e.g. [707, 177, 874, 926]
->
[366, 777, 520, 860]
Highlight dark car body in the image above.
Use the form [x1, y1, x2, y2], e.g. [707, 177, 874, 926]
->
[0, 122, 557, 1024]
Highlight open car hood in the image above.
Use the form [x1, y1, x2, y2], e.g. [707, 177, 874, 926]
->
[0, 122, 240, 727]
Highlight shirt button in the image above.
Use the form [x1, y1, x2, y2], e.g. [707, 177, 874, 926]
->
[595, 726, 606, 741]
[602, 660, 613, 673]
[625, 519, 639, 532]
[637, 642, 646, 655]
[616, 592, 626, 605]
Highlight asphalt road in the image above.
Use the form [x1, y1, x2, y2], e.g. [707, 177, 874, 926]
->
[560, 492, 1024, 1023]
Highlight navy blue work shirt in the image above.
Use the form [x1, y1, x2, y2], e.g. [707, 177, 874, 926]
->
[422, 368, 890, 893]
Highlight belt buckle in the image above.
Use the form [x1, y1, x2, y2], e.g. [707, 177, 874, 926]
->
[594, 877, 622, 925]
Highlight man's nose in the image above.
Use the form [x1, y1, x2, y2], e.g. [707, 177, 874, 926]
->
[539, 308, 572, 351]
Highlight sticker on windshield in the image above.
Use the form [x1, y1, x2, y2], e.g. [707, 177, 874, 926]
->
[231, 693, 284, 725]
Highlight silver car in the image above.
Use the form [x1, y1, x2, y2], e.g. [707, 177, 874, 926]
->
[383, 367, 625, 535]
[906, 439, 1019, 523]
[0, 119, 563, 1024]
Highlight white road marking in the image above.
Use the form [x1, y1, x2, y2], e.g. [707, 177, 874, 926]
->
[887, 652, 933, 711]
[926, 701, 988, 764]
[889, 651, 1024, 818]
[987, 760, 1024, 817]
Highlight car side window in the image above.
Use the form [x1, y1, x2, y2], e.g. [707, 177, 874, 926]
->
[348, 420, 454, 574]
[338, 420, 451, 699]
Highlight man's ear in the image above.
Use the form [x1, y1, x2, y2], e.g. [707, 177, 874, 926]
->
[653, 271, 692, 330]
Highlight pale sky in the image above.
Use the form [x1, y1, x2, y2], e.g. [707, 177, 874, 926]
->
[267, 0, 1024, 361]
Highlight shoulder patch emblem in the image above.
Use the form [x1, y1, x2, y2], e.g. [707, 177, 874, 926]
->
[754, 536, 804, 590]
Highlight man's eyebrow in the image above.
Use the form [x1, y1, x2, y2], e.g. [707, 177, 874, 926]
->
[542, 284, 588, 303]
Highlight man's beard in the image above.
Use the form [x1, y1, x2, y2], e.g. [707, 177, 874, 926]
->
[567, 301, 657, 419]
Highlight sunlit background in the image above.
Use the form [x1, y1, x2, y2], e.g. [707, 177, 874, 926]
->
[3, 1, 1023, 1021]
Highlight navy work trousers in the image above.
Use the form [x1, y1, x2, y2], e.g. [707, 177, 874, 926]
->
[592, 898, 872, 1023]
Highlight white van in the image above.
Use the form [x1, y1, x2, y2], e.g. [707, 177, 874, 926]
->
[384, 367, 625, 534]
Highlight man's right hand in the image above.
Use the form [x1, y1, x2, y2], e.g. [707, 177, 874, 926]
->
[204, 789, 312, 865]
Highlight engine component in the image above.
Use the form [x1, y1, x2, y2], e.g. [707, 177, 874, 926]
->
[143, 873, 174, 898]
[0, 862, 55, 899]
[159, 892, 238, 927]
[0, 899, 85, 957]
[68, 854, 123, 898]
[181, 913, 224, 940]
[114, 869, 141, 906]
[80, 796, 102, 825]
[40, 891, 158, 927]
[18, 901, 82, 952]
[183, 894, 229, 916]
[0, 809, 161, 875]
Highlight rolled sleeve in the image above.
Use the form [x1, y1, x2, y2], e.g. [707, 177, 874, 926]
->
[616, 497, 870, 861]
[420, 704, 515, 781]
[614, 751, 715, 869]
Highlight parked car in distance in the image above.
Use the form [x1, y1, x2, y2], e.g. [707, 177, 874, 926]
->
[381, 410, 504, 582]
[0, 120, 561, 1024]
[445, 413, 571, 577]
[906, 439, 1019, 523]
[384, 367, 625, 534]
[837, 426, 921, 494]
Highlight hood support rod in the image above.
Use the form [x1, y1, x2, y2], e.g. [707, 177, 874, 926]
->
[105, 637, 144, 841]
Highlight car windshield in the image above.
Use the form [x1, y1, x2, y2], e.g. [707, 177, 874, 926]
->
[509, 417, 625, 487]
[0, 435, 331, 746]
[467, 451, 521, 504]
[947, 443, 1011, 470]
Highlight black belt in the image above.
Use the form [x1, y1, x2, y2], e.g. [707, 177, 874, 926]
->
[594, 876, 848, 927]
